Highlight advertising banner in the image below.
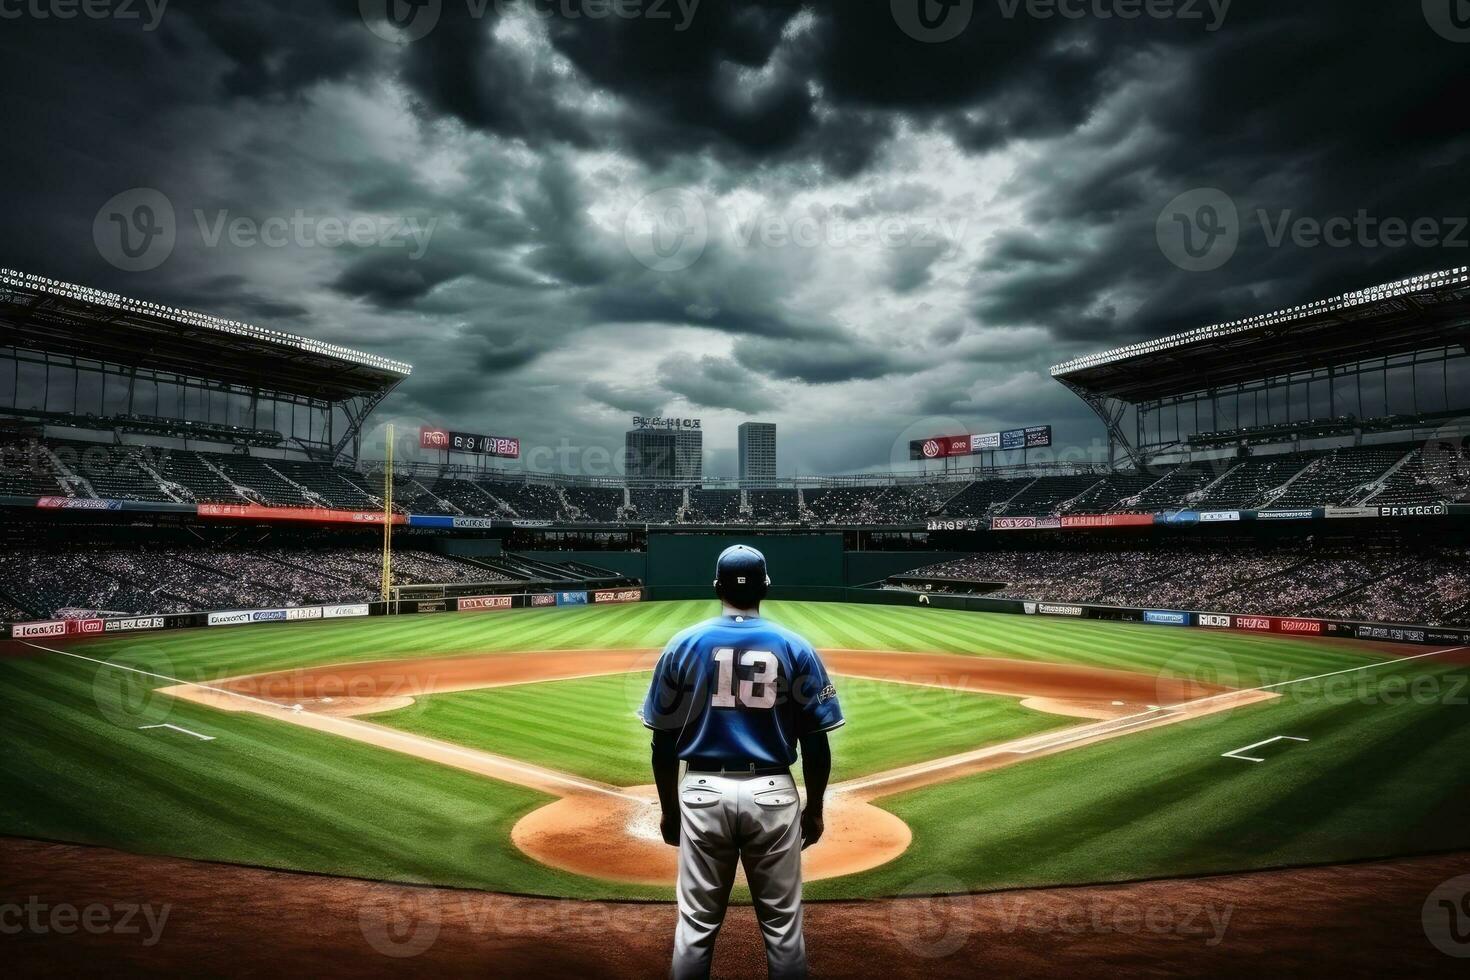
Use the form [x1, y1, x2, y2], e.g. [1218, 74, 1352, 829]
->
[1355, 624, 1427, 644]
[286, 607, 323, 621]
[1379, 503, 1448, 518]
[1274, 617, 1323, 635]
[1325, 507, 1379, 519]
[1000, 428, 1026, 450]
[1024, 425, 1053, 448]
[37, 496, 121, 510]
[1035, 603, 1084, 617]
[1255, 509, 1317, 521]
[992, 516, 1038, 530]
[417, 601, 446, 613]
[322, 604, 370, 619]
[68, 618, 104, 635]
[459, 595, 514, 613]
[408, 514, 455, 529]
[198, 503, 407, 526]
[452, 516, 498, 530]
[1200, 511, 1241, 523]
[207, 608, 289, 626]
[12, 620, 67, 639]
[594, 588, 644, 604]
[1060, 513, 1155, 529]
[103, 616, 166, 633]
[1234, 615, 1273, 632]
[971, 432, 1000, 451]
[1161, 511, 1200, 525]
[420, 427, 520, 459]
[1144, 610, 1189, 626]
[1197, 613, 1231, 628]
[530, 593, 557, 607]
[927, 518, 986, 531]
[556, 591, 589, 606]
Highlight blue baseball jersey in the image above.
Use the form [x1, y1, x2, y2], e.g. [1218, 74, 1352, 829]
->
[641, 614, 844, 767]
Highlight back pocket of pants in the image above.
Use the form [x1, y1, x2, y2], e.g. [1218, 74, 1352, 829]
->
[753, 788, 797, 808]
[681, 785, 722, 808]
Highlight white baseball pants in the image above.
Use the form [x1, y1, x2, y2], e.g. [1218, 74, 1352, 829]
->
[671, 769, 807, 979]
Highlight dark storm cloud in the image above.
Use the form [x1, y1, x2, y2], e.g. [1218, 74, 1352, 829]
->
[732, 337, 914, 385]
[658, 355, 778, 413]
[0, 1, 1465, 474]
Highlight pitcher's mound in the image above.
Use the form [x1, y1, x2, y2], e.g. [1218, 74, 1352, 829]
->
[511, 786, 911, 886]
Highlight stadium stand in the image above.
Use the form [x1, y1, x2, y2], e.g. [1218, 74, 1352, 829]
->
[897, 543, 1470, 627]
[939, 478, 1034, 517]
[0, 530, 623, 619]
[564, 486, 624, 522]
[1268, 445, 1411, 507]
[747, 489, 800, 521]
[687, 489, 741, 523]
[628, 488, 683, 523]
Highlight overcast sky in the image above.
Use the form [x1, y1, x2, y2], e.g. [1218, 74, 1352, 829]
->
[2, 2, 1467, 477]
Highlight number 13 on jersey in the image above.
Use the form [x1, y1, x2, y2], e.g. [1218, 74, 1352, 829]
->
[710, 648, 777, 709]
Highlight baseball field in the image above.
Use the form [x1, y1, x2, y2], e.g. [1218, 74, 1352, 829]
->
[3, 599, 1468, 902]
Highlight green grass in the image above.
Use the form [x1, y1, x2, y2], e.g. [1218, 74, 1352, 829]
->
[371, 672, 1071, 786]
[3, 599, 1466, 900]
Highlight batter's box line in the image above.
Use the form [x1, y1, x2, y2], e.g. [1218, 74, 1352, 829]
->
[1221, 735, 1308, 763]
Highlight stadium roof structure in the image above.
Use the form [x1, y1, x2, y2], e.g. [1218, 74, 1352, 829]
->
[1051, 267, 1470, 463]
[0, 269, 411, 401]
[0, 269, 412, 459]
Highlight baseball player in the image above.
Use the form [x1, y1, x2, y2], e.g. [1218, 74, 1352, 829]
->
[641, 544, 844, 980]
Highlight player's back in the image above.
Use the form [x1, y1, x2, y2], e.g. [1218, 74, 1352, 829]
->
[642, 613, 842, 769]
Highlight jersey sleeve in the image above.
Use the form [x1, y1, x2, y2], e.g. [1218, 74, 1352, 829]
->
[640, 642, 691, 732]
[791, 642, 844, 735]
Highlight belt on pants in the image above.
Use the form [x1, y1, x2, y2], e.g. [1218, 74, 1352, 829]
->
[684, 759, 791, 777]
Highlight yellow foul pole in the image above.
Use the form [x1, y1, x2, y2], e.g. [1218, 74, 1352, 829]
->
[381, 423, 394, 602]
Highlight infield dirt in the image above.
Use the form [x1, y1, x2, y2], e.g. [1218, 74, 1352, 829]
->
[163, 648, 1273, 885]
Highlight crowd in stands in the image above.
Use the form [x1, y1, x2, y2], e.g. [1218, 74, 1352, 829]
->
[899, 544, 1470, 626]
[3, 436, 1467, 526]
[0, 544, 522, 620]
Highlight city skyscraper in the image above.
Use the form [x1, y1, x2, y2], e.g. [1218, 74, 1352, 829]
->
[738, 422, 776, 485]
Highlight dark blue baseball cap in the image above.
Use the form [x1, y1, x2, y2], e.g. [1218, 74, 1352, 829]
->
[714, 544, 770, 605]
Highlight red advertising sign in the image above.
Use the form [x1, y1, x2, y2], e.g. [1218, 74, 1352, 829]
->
[420, 427, 450, 449]
[459, 595, 513, 612]
[1061, 513, 1156, 529]
[594, 589, 643, 604]
[197, 503, 407, 525]
[1275, 617, 1323, 635]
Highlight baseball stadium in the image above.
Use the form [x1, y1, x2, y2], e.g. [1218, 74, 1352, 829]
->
[3, 267, 1469, 976]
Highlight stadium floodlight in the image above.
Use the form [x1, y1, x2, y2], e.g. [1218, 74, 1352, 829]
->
[1049, 266, 1469, 377]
